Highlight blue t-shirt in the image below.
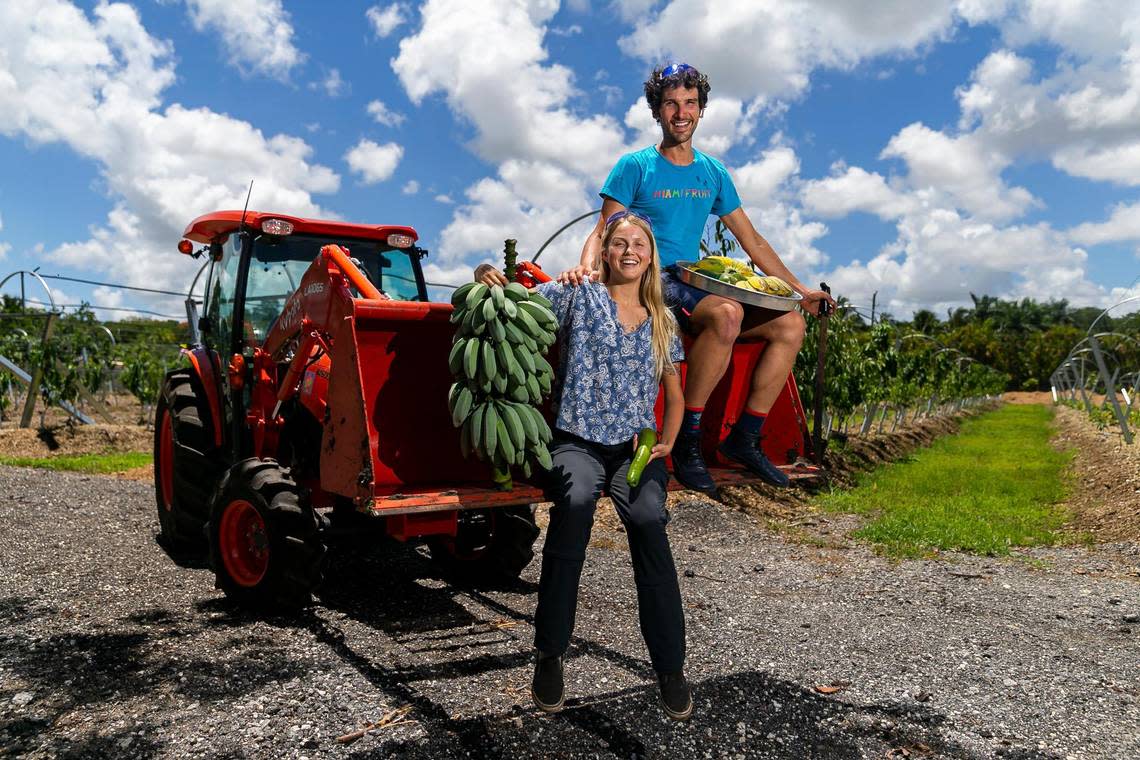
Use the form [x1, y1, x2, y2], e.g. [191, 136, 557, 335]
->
[599, 145, 742, 267]
[535, 280, 683, 445]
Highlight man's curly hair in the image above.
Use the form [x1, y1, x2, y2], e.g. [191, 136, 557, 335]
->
[644, 64, 711, 119]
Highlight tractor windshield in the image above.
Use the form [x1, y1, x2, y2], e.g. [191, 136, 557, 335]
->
[208, 232, 426, 348]
[242, 234, 425, 341]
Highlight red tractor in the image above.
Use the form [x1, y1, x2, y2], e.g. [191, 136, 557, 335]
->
[154, 211, 816, 608]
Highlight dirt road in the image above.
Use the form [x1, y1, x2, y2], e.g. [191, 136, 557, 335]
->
[1, 451, 1137, 758]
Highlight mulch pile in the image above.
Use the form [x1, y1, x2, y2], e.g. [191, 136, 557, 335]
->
[5, 399, 1138, 545]
[0, 424, 152, 459]
[1050, 404, 1140, 544]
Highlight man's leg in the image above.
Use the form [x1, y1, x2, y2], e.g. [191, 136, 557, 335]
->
[718, 308, 806, 487]
[740, 308, 806, 412]
[682, 295, 744, 406]
[671, 295, 743, 496]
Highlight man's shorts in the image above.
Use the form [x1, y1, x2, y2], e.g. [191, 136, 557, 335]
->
[662, 264, 712, 333]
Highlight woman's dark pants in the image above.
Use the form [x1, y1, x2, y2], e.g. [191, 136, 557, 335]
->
[533, 433, 685, 673]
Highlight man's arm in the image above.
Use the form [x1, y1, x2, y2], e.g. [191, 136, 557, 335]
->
[720, 206, 835, 315]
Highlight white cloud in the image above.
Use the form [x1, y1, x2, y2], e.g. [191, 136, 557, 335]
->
[366, 3, 408, 38]
[549, 24, 582, 37]
[881, 123, 1037, 222]
[435, 194, 455, 204]
[436, 160, 593, 273]
[390, 0, 634, 277]
[366, 99, 406, 127]
[183, 0, 303, 80]
[392, 0, 627, 179]
[402, 180, 420, 195]
[619, 1, 961, 101]
[611, 0, 660, 23]
[1069, 201, 1140, 245]
[733, 146, 800, 208]
[345, 139, 403, 184]
[821, 210, 1104, 317]
[954, 14, 1140, 185]
[801, 164, 916, 220]
[0, 0, 338, 299]
[1053, 142, 1140, 186]
[313, 68, 348, 97]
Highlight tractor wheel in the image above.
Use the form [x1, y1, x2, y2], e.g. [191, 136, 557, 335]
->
[428, 504, 539, 585]
[153, 370, 220, 556]
[208, 458, 325, 609]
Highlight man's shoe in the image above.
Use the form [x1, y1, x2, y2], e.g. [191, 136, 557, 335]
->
[718, 433, 790, 487]
[671, 432, 719, 498]
[531, 652, 564, 712]
[658, 670, 693, 721]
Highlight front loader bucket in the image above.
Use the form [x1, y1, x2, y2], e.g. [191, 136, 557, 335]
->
[320, 298, 489, 507]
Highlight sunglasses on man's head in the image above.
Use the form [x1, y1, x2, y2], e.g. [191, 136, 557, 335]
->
[606, 210, 653, 231]
[661, 62, 694, 79]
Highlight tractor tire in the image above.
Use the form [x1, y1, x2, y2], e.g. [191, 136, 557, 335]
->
[428, 504, 539, 586]
[208, 458, 325, 609]
[154, 370, 221, 557]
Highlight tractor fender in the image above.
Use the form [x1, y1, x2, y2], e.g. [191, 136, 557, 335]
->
[182, 346, 224, 448]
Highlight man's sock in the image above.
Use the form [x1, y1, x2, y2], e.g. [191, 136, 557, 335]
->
[733, 408, 767, 441]
[681, 406, 703, 439]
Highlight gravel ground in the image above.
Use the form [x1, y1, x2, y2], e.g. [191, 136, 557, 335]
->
[1, 464, 1138, 759]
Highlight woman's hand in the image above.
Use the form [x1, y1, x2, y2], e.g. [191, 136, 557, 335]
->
[556, 264, 599, 287]
[633, 430, 673, 463]
[474, 263, 509, 287]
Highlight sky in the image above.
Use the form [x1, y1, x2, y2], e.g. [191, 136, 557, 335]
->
[1, 0, 1139, 323]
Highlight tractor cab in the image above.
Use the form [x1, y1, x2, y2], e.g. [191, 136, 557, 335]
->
[182, 211, 426, 354]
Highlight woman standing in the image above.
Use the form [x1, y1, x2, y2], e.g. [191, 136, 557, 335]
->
[476, 212, 691, 720]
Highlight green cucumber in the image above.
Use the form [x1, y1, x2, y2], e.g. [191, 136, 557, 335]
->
[626, 428, 657, 487]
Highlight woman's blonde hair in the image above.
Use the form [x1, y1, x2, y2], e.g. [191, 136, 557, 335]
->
[598, 215, 679, 378]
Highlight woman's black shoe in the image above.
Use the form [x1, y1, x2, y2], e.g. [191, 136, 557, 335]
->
[658, 670, 693, 720]
[532, 652, 565, 712]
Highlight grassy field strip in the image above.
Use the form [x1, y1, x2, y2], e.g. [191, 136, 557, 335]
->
[818, 404, 1071, 558]
[0, 451, 151, 474]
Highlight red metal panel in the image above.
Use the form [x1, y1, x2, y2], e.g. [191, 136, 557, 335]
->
[320, 315, 375, 504]
[386, 511, 458, 541]
[652, 339, 807, 466]
[182, 210, 417, 245]
[351, 302, 493, 492]
[182, 346, 224, 448]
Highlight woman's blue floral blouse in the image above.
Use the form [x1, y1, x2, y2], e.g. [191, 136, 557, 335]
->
[535, 280, 683, 445]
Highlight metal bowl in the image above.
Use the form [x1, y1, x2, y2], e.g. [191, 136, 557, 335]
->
[675, 262, 803, 312]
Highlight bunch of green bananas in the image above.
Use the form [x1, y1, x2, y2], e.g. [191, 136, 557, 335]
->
[446, 281, 558, 480]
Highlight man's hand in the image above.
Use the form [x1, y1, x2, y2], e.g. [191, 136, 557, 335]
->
[799, 288, 837, 317]
[474, 263, 509, 287]
[556, 264, 600, 287]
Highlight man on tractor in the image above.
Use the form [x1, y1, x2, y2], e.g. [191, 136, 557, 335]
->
[566, 62, 835, 495]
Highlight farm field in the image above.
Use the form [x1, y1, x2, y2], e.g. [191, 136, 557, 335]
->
[1, 403, 1137, 759]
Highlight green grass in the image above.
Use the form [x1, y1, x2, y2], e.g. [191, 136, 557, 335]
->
[0, 451, 151, 474]
[817, 404, 1071, 558]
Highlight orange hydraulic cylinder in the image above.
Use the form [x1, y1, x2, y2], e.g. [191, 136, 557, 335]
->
[321, 244, 383, 300]
[277, 329, 321, 403]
